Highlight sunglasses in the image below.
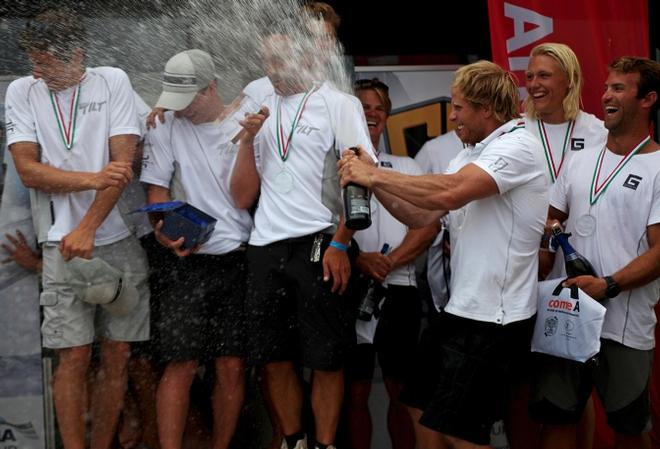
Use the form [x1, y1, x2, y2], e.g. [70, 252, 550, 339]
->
[354, 78, 389, 92]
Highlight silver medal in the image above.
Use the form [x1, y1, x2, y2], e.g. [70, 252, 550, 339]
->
[576, 214, 597, 236]
[273, 169, 294, 194]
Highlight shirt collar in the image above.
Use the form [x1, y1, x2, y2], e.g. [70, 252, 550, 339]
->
[474, 118, 525, 152]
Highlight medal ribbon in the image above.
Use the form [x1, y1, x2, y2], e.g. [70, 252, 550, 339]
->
[538, 120, 575, 183]
[589, 135, 650, 205]
[49, 82, 82, 150]
[275, 87, 317, 162]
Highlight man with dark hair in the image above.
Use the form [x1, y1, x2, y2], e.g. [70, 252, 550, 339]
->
[339, 60, 548, 449]
[532, 56, 660, 449]
[5, 8, 148, 449]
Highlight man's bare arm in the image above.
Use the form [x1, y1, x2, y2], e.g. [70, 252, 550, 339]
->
[388, 224, 439, 269]
[230, 108, 269, 209]
[10, 141, 132, 193]
[59, 134, 137, 260]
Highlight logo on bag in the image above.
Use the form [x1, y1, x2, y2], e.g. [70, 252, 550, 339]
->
[0, 417, 39, 440]
[544, 316, 558, 337]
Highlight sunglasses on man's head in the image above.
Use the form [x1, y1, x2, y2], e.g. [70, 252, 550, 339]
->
[354, 78, 389, 92]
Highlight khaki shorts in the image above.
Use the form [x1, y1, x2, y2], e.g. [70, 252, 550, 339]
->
[41, 236, 150, 349]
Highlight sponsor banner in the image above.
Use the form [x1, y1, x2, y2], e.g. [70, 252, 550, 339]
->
[487, 0, 649, 117]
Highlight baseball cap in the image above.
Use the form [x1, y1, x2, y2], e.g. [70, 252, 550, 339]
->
[155, 49, 217, 111]
[67, 257, 139, 317]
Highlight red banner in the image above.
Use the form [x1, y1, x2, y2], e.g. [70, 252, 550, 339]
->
[487, 0, 649, 118]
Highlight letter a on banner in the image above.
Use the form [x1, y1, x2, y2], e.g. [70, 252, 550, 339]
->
[505, 3, 553, 53]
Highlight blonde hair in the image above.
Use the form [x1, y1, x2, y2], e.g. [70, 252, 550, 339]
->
[524, 43, 582, 121]
[453, 60, 520, 123]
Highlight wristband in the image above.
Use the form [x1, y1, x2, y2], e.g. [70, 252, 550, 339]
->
[329, 240, 349, 252]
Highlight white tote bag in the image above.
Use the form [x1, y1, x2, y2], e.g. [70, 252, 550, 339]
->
[531, 280, 607, 363]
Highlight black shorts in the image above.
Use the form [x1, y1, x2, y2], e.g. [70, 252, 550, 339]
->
[530, 339, 653, 434]
[155, 249, 247, 363]
[402, 312, 535, 446]
[345, 285, 421, 382]
[245, 234, 358, 371]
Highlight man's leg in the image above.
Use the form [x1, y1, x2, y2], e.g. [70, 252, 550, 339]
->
[263, 361, 304, 437]
[212, 356, 245, 449]
[53, 345, 92, 449]
[157, 360, 199, 449]
[127, 355, 161, 449]
[384, 377, 415, 449]
[347, 380, 372, 449]
[311, 369, 343, 446]
[90, 340, 131, 449]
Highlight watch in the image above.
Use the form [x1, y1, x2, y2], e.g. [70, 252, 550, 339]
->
[603, 276, 621, 298]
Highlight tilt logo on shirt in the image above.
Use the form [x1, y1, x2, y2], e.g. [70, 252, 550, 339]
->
[78, 101, 107, 115]
[295, 124, 320, 136]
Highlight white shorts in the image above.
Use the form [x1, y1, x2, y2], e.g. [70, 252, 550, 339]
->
[41, 236, 150, 349]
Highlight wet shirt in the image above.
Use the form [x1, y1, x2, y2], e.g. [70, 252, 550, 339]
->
[5, 67, 140, 245]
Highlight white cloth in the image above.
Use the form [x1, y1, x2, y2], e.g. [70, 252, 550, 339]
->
[443, 119, 549, 325]
[141, 111, 252, 254]
[551, 144, 660, 350]
[524, 111, 606, 184]
[525, 111, 608, 280]
[5, 67, 141, 245]
[249, 82, 376, 245]
[354, 153, 423, 287]
[414, 130, 464, 175]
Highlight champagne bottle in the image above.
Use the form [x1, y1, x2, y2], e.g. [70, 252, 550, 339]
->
[343, 147, 372, 231]
[357, 243, 390, 321]
[551, 223, 598, 278]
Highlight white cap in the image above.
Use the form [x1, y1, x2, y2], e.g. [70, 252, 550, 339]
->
[155, 49, 217, 111]
[67, 257, 139, 317]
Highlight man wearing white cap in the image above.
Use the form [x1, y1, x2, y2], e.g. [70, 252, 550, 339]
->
[5, 8, 150, 449]
[140, 49, 252, 449]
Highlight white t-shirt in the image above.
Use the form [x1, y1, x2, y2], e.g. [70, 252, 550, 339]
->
[414, 130, 464, 175]
[551, 142, 660, 350]
[444, 119, 549, 325]
[524, 111, 606, 184]
[354, 153, 423, 287]
[249, 82, 375, 245]
[141, 111, 252, 254]
[525, 111, 607, 279]
[5, 67, 140, 245]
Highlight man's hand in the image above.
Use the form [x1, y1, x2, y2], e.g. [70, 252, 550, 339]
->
[146, 107, 167, 130]
[356, 251, 393, 283]
[60, 226, 96, 260]
[338, 148, 378, 188]
[322, 246, 351, 294]
[239, 107, 270, 140]
[153, 220, 198, 257]
[2, 230, 42, 272]
[91, 161, 133, 190]
[563, 275, 608, 301]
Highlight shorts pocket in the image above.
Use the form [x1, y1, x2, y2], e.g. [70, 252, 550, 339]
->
[40, 291, 58, 307]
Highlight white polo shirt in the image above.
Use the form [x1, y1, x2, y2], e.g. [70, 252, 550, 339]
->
[5, 67, 140, 245]
[141, 111, 252, 255]
[354, 153, 423, 287]
[551, 142, 660, 350]
[444, 119, 549, 325]
[249, 82, 375, 245]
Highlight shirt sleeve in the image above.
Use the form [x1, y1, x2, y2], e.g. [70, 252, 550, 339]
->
[334, 94, 378, 163]
[139, 121, 175, 189]
[414, 144, 433, 174]
[471, 132, 542, 195]
[5, 79, 39, 145]
[107, 68, 140, 138]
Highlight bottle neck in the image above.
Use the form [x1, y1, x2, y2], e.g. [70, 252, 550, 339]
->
[555, 233, 577, 257]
